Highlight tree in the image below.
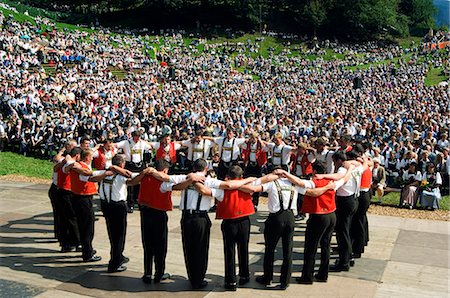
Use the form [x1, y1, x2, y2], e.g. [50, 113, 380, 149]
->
[400, 0, 436, 30]
[303, 0, 327, 36]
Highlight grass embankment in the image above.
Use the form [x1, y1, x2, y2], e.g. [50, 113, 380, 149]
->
[0, 152, 53, 180]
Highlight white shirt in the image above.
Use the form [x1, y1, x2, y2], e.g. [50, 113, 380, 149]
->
[98, 172, 139, 202]
[92, 147, 117, 169]
[336, 165, 364, 197]
[151, 142, 182, 162]
[181, 139, 214, 161]
[264, 143, 294, 165]
[315, 149, 335, 173]
[214, 137, 246, 162]
[258, 178, 314, 213]
[116, 139, 151, 163]
[169, 172, 222, 211]
[293, 152, 316, 177]
[402, 171, 422, 182]
[240, 142, 259, 162]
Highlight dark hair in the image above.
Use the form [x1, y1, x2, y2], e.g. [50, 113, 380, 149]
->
[112, 154, 125, 166]
[226, 165, 243, 179]
[154, 159, 171, 171]
[194, 129, 204, 137]
[267, 164, 283, 173]
[193, 158, 208, 172]
[346, 150, 359, 160]
[332, 151, 347, 162]
[69, 147, 82, 157]
[80, 136, 90, 143]
[312, 161, 327, 174]
[340, 134, 351, 143]
[353, 144, 364, 155]
[132, 130, 141, 137]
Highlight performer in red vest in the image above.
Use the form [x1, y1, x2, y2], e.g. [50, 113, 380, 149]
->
[291, 142, 316, 221]
[294, 161, 354, 284]
[151, 133, 182, 170]
[130, 159, 203, 284]
[241, 132, 267, 211]
[92, 138, 117, 170]
[65, 148, 101, 262]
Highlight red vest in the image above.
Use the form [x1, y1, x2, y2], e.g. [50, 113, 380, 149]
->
[57, 167, 71, 191]
[292, 153, 313, 176]
[243, 141, 267, 166]
[216, 189, 255, 220]
[156, 142, 177, 164]
[138, 175, 172, 211]
[360, 167, 372, 189]
[70, 162, 97, 195]
[93, 146, 106, 170]
[301, 178, 336, 214]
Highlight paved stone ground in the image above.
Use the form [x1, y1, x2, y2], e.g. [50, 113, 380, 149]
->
[0, 181, 449, 298]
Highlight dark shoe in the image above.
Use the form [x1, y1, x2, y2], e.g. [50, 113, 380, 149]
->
[127, 206, 134, 213]
[154, 273, 171, 283]
[108, 265, 127, 273]
[239, 276, 250, 285]
[294, 214, 306, 221]
[208, 205, 217, 212]
[350, 258, 355, 267]
[278, 283, 289, 290]
[84, 255, 102, 262]
[352, 253, 361, 258]
[224, 282, 237, 291]
[121, 256, 130, 264]
[192, 280, 208, 289]
[329, 264, 350, 272]
[254, 205, 258, 212]
[314, 274, 327, 282]
[61, 245, 76, 252]
[142, 275, 152, 284]
[75, 245, 83, 252]
[296, 277, 313, 284]
[255, 275, 271, 286]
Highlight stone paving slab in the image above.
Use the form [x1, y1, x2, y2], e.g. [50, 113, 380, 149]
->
[1, 181, 450, 297]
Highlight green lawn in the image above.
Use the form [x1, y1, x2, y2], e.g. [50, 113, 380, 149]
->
[0, 152, 53, 180]
[424, 67, 448, 87]
[372, 191, 450, 211]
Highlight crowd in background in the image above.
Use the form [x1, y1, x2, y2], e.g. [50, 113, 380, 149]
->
[0, 9, 449, 202]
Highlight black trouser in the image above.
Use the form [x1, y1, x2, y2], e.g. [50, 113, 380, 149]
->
[351, 190, 371, 255]
[263, 210, 295, 285]
[125, 161, 145, 209]
[101, 200, 127, 270]
[301, 212, 336, 281]
[297, 194, 304, 216]
[57, 189, 80, 247]
[71, 194, 95, 260]
[48, 183, 59, 239]
[140, 206, 168, 278]
[335, 195, 358, 267]
[181, 212, 211, 288]
[218, 160, 237, 180]
[221, 216, 251, 284]
[244, 162, 262, 207]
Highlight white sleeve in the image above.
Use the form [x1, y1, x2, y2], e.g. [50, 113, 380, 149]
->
[307, 153, 316, 163]
[302, 180, 315, 189]
[79, 170, 102, 182]
[297, 187, 306, 195]
[143, 142, 152, 150]
[334, 179, 345, 190]
[337, 167, 347, 176]
[181, 140, 191, 146]
[263, 143, 274, 152]
[435, 172, 442, 185]
[285, 145, 294, 151]
[116, 140, 127, 149]
[261, 181, 272, 192]
[253, 178, 262, 186]
[160, 182, 175, 193]
[235, 138, 246, 146]
[415, 172, 422, 181]
[211, 189, 224, 201]
[92, 150, 99, 158]
[150, 142, 160, 150]
[131, 173, 139, 179]
[205, 177, 223, 189]
[62, 160, 75, 173]
[174, 143, 181, 150]
[213, 137, 224, 144]
[169, 175, 188, 184]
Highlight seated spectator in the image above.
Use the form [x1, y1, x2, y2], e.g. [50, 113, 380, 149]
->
[400, 162, 421, 208]
[420, 163, 442, 210]
[371, 158, 386, 203]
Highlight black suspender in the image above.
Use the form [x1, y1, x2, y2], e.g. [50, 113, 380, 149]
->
[183, 185, 203, 211]
[220, 138, 236, 161]
[102, 174, 118, 203]
[274, 180, 295, 211]
[190, 139, 206, 160]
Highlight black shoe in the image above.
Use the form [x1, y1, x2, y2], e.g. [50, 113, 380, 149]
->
[314, 274, 327, 282]
[349, 258, 355, 267]
[294, 214, 306, 221]
[121, 256, 130, 264]
[154, 273, 170, 283]
[255, 275, 271, 286]
[84, 255, 102, 262]
[61, 245, 76, 252]
[75, 245, 83, 252]
[329, 264, 350, 272]
[254, 205, 258, 212]
[296, 277, 313, 284]
[278, 283, 289, 290]
[127, 207, 134, 213]
[352, 253, 361, 259]
[108, 265, 127, 273]
[142, 275, 152, 284]
[208, 205, 217, 212]
[239, 276, 250, 285]
[192, 280, 208, 289]
[224, 282, 237, 291]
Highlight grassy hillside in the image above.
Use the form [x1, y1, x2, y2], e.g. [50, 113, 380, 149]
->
[0, 152, 53, 180]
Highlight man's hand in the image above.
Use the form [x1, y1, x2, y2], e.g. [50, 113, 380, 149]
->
[105, 170, 115, 176]
[187, 173, 206, 183]
[327, 181, 335, 190]
[143, 167, 156, 175]
[273, 169, 286, 176]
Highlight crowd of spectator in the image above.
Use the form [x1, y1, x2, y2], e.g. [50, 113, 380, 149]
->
[0, 7, 449, 203]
